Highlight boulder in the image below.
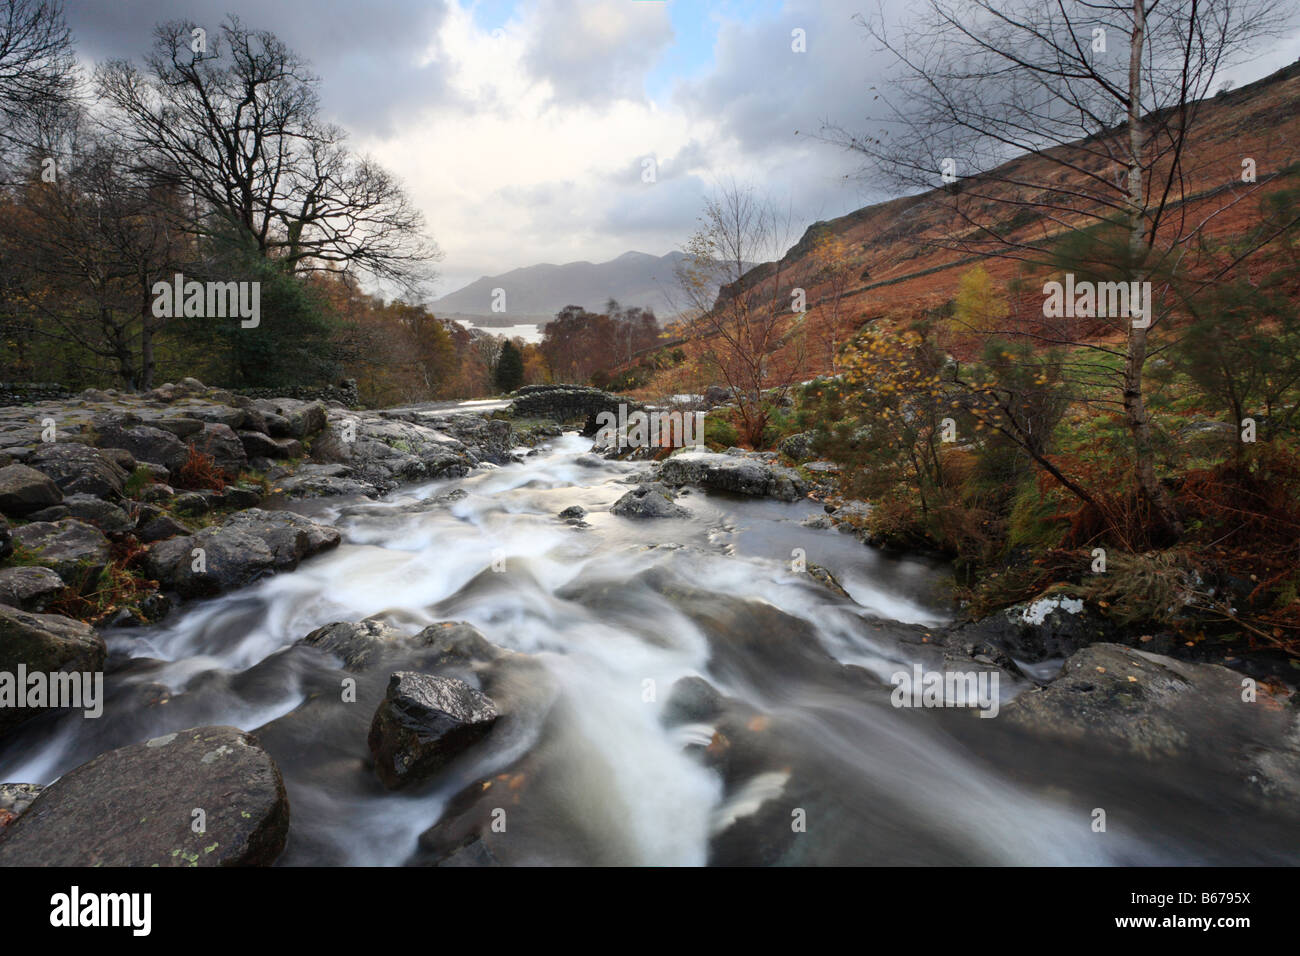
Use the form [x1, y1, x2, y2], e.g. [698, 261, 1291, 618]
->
[144, 508, 340, 599]
[945, 594, 1122, 663]
[0, 463, 63, 516]
[238, 430, 303, 460]
[196, 423, 248, 477]
[61, 494, 133, 534]
[11, 519, 111, 590]
[0, 566, 67, 611]
[136, 513, 194, 544]
[610, 482, 690, 519]
[661, 675, 725, 727]
[0, 515, 9, 560]
[0, 726, 289, 866]
[0, 605, 105, 734]
[368, 672, 500, 789]
[300, 619, 412, 672]
[778, 431, 815, 461]
[251, 398, 327, 439]
[27, 443, 129, 498]
[1002, 644, 1300, 799]
[658, 450, 808, 501]
[92, 415, 189, 473]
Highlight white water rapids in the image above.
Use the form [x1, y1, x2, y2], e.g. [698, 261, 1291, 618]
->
[2, 430, 1293, 865]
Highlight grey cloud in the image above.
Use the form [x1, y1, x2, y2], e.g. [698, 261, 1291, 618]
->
[522, 0, 674, 106]
[65, 0, 459, 136]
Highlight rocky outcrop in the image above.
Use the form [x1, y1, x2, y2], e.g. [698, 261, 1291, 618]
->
[657, 450, 808, 501]
[368, 671, 501, 789]
[27, 443, 130, 499]
[1003, 643, 1300, 799]
[91, 413, 190, 474]
[308, 410, 476, 494]
[945, 594, 1122, 664]
[610, 482, 690, 519]
[144, 508, 340, 598]
[0, 726, 289, 866]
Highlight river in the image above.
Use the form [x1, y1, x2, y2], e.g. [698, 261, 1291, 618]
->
[1, 430, 1295, 865]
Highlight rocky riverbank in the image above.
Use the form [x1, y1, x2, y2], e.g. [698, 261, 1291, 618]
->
[0, 382, 1295, 865]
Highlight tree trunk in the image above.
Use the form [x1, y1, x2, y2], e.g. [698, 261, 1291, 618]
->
[139, 279, 156, 391]
[1123, 0, 1182, 536]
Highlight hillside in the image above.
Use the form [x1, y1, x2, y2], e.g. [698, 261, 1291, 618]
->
[432, 250, 689, 319]
[666, 58, 1300, 384]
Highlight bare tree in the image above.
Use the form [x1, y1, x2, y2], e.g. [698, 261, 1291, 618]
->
[0, 0, 77, 175]
[676, 181, 806, 447]
[826, 0, 1294, 535]
[95, 17, 439, 293]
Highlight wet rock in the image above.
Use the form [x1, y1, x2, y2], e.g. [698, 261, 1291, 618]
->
[429, 414, 514, 465]
[662, 675, 725, 727]
[28, 443, 129, 498]
[807, 564, 850, 598]
[0, 783, 43, 831]
[0, 566, 67, 611]
[0, 463, 63, 515]
[611, 482, 690, 519]
[1003, 644, 1300, 799]
[11, 519, 111, 590]
[0, 606, 105, 734]
[658, 450, 807, 501]
[0, 726, 289, 866]
[301, 619, 412, 672]
[368, 672, 500, 789]
[309, 412, 473, 493]
[277, 472, 378, 498]
[557, 505, 587, 520]
[145, 508, 340, 599]
[947, 594, 1121, 663]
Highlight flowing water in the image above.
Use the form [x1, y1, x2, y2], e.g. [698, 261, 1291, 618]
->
[2, 430, 1297, 865]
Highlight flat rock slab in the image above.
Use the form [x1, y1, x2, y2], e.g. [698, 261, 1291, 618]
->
[0, 726, 289, 866]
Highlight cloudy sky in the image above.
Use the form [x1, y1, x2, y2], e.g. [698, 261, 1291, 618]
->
[65, 0, 1300, 300]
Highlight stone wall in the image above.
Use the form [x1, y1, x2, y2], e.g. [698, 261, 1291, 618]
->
[0, 383, 76, 406]
[1, 379, 361, 408]
[235, 379, 360, 407]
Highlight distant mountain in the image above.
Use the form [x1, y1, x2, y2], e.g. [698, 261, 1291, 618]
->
[431, 251, 688, 319]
